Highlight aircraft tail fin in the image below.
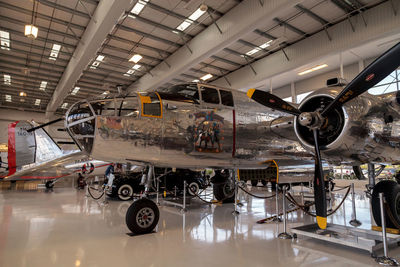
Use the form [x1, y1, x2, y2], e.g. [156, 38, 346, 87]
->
[8, 121, 63, 175]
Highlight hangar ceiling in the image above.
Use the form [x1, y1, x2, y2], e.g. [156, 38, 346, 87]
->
[0, 0, 394, 117]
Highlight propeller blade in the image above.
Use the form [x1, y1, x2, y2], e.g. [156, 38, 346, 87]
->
[321, 42, 400, 117]
[27, 118, 63, 133]
[312, 129, 327, 229]
[247, 89, 302, 116]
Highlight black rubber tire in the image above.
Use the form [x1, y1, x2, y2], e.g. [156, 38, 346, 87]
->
[45, 181, 54, 189]
[118, 184, 133, 201]
[251, 180, 258, 187]
[261, 180, 267, 186]
[126, 198, 159, 234]
[371, 180, 400, 228]
[187, 182, 200, 196]
[213, 182, 235, 203]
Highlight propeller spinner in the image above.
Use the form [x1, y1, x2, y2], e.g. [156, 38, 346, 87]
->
[247, 41, 400, 229]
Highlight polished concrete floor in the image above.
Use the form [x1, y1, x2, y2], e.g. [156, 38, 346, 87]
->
[0, 185, 399, 267]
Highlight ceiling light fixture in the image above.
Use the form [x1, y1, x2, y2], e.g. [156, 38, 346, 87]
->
[192, 79, 200, 83]
[176, 4, 207, 32]
[298, 64, 328, 76]
[130, 0, 149, 15]
[129, 54, 142, 63]
[5, 95, 11, 102]
[19, 92, 27, 97]
[25, 0, 38, 39]
[132, 64, 141, 70]
[0, 30, 10, 50]
[90, 54, 105, 69]
[200, 73, 213, 81]
[4, 74, 11, 85]
[39, 81, 47, 91]
[71, 86, 80, 95]
[61, 103, 68, 109]
[49, 44, 61, 60]
[35, 99, 41, 105]
[245, 40, 273, 56]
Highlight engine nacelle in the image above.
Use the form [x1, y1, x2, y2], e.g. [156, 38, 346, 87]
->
[294, 87, 400, 165]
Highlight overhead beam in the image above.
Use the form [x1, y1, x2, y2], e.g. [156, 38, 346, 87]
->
[126, 0, 302, 92]
[46, 0, 132, 119]
[212, 1, 400, 91]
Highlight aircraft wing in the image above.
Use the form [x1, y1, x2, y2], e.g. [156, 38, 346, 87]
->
[2, 151, 90, 180]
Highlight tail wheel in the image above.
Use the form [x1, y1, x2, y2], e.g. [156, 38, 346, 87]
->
[45, 181, 54, 189]
[251, 180, 258, 186]
[371, 180, 400, 228]
[118, 184, 133, 201]
[126, 198, 159, 234]
[187, 182, 200, 196]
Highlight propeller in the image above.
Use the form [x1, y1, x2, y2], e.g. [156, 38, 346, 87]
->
[27, 117, 64, 133]
[247, 41, 400, 229]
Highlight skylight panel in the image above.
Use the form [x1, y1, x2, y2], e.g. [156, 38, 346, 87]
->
[188, 7, 207, 21]
[129, 54, 142, 63]
[90, 54, 105, 69]
[200, 73, 213, 81]
[246, 48, 261, 56]
[245, 40, 273, 56]
[4, 74, 11, 85]
[0, 30, 10, 50]
[49, 44, 61, 60]
[132, 64, 141, 70]
[39, 81, 47, 91]
[131, 0, 149, 15]
[177, 20, 192, 31]
[5, 95, 11, 102]
[71, 86, 80, 95]
[61, 103, 68, 109]
[35, 99, 41, 105]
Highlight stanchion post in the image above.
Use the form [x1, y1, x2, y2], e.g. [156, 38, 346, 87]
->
[232, 180, 239, 215]
[349, 183, 361, 227]
[328, 179, 333, 211]
[375, 193, 399, 266]
[278, 185, 293, 239]
[181, 180, 187, 213]
[273, 186, 282, 222]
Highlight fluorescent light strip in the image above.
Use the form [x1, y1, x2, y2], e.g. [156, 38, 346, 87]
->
[0, 30, 10, 50]
[176, 6, 207, 32]
[35, 99, 41, 105]
[131, 0, 149, 15]
[49, 44, 61, 60]
[4, 74, 11, 85]
[192, 79, 200, 82]
[200, 73, 213, 81]
[298, 64, 328, 76]
[71, 86, 80, 95]
[245, 40, 272, 56]
[5, 95, 11, 102]
[39, 81, 47, 91]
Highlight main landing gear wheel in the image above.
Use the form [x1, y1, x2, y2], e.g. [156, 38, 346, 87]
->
[126, 198, 159, 234]
[118, 184, 134, 201]
[371, 180, 400, 228]
[213, 181, 235, 203]
[45, 181, 54, 189]
[187, 182, 200, 196]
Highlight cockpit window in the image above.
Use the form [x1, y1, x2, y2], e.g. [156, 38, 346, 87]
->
[220, 90, 234, 107]
[159, 84, 199, 101]
[67, 102, 92, 124]
[200, 86, 220, 104]
[90, 99, 116, 116]
[138, 92, 162, 118]
[119, 97, 139, 117]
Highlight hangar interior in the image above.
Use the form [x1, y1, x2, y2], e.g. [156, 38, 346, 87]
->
[1, 0, 400, 266]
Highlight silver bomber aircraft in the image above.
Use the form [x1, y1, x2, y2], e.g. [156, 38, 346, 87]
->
[10, 41, 400, 235]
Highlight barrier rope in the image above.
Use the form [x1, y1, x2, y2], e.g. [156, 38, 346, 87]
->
[286, 185, 351, 217]
[237, 185, 276, 199]
[87, 186, 105, 200]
